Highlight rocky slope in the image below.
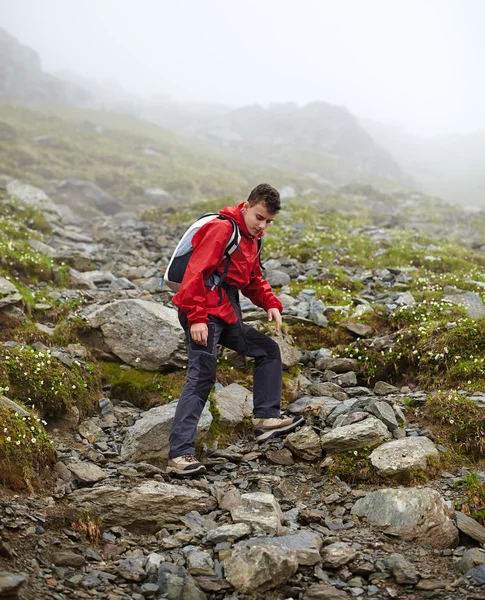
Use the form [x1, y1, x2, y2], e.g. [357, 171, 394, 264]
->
[3, 181, 485, 599]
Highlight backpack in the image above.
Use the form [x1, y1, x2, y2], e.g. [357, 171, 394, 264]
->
[163, 213, 263, 293]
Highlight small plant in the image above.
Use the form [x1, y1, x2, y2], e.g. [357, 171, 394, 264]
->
[0, 402, 55, 490]
[456, 472, 485, 525]
[72, 510, 102, 546]
[325, 446, 378, 483]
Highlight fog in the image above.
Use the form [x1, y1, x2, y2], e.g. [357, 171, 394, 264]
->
[1, 0, 484, 136]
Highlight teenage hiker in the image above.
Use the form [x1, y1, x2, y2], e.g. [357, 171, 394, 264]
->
[165, 183, 305, 477]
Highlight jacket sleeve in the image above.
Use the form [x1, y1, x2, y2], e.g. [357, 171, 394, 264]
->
[241, 255, 283, 313]
[171, 220, 232, 327]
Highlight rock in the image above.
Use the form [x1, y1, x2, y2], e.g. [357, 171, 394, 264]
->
[320, 542, 357, 569]
[274, 335, 301, 369]
[443, 287, 485, 319]
[0, 396, 30, 417]
[0, 278, 21, 308]
[304, 583, 350, 599]
[157, 563, 207, 600]
[340, 321, 373, 337]
[78, 420, 104, 443]
[374, 381, 399, 395]
[465, 564, 485, 585]
[287, 395, 341, 416]
[6, 180, 61, 219]
[56, 178, 122, 215]
[236, 530, 324, 565]
[455, 548, 485, 573]
[367, 399, 399, 430]
[315, 357, 359, 373]
[49, 550, 86, 567]
[369, 437, 439, 476]
[328, 371, 357, 387]
[266, 270, 291, 287]
[28, 239, 57, 257]
[69, 481, 217, 533]
[67, 462, 107, 484]
[351, 487, 459, 548]
[0, 572, 28, 598]
[224, 544, 298, 593]
[384, 553, 419, 584]
[265, 448, 294, 465]
[84, 299, 186, 370]
[455, 511, 485, 545]
[230, 492, 285, 535]
[213, 383, 253, 427]
[284, 426, 322, 460]
[117, 556, 147, 582]
[321, 416, 392, 452]
[308, 381, 348, 401]
[120, 401, 212, 465]
[186, 550, 215, 576]
[206, 523, 251, 544]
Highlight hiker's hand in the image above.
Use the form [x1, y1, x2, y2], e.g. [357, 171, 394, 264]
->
[267, 308, 282, 334]
[190, 323, 208, 345]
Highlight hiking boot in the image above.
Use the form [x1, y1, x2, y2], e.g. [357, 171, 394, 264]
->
[166, 454, 207, 477]
[253, 415, 305, 443]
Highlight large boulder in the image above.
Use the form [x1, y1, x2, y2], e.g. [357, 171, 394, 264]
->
[369, 436, 439, 476]
[69, 481, 217, 533]
[351, 487, 459, 548]
[235, 530, 324, 566]
[56, 178, 122, 216]
[320, 416, 391, 452]
[6, 179, 61, 221]
[120, 401, 212, 465]
[84, 299, 186, 369]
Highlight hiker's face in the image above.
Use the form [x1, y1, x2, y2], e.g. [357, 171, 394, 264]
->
[242, 201, 275, 237]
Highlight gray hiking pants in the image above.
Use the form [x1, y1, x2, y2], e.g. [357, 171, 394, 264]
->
[168, 316, 282, 458]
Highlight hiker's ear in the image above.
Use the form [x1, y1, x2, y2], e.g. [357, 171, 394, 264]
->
[242, 202, 249, 213]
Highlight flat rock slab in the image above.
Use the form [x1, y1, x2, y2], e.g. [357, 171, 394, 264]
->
[321, 416, 391, 452]
[230, 492, 284, 535]
[69, 481, 217, 533]
[369, 436, 439, 475]
[287, 396, 341, 416]
[67, 461, 107, 484]
[351, 487, 458, 549]
[0, 277, 22, 308]
[236, 530, 324, 565]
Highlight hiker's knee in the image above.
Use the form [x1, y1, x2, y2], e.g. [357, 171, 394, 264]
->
[195, 353, 217, 398]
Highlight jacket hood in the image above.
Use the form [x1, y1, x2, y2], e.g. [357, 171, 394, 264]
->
[219, 202, 264, 239]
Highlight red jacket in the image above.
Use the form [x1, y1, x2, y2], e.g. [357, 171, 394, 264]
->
[172, 203, 283, 326]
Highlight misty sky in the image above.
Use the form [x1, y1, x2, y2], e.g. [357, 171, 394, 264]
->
[1, 0, 484, 136]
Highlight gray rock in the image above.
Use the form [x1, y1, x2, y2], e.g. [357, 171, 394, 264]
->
[0, 277, 21, 308]
[225, 544, 298, 593]
[328, 371, 357, 387]
[67, 461, 107, 484]
[213, 383, 253, 427]
[274, 335, 301, 369]
[0, 395, 30, 417]
[56, 178, 122, 215]
[236, 529, 323, 566]
[315, 357, 359, 373]
[321, 542, 357, 569]
[287, 395, 341, 416]
[340, 321, 374, 337]
[84, 299, 186, 370]
[321, 416, 392, 451]
[157, 563, 207, 600]
[186, 550, 215, 576]
[230, 492, 285, 535]
[369, 436, 439, 475]
[69, 481, 217, 533]
[351, 487, 458, 548]
[120, 401, 211, 465]
[443, 287, 485, 319]
[266, 270, 291, 287]
[117, 556, 146, 581]
[384, 553, 419, 584]
[284, 426, 322, 460]
[0, 572, 28, 598]
[374, 381, 399, 396]
[456, 548, 485, 573]
[206, 523, 251, 544]
[368, 399, 399, 430]
[304, 583, 350, 599]
[465, 564, 485, 585]
[6, 180, 61, 219]
[308, 382, 349, 401]
[78, 420, 104, 443]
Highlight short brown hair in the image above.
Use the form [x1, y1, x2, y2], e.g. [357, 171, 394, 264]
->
[247, 183, 281, 214]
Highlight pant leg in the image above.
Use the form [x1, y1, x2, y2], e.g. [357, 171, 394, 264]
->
[169, 318, 225, 458]
[219, 323, 282, 418]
